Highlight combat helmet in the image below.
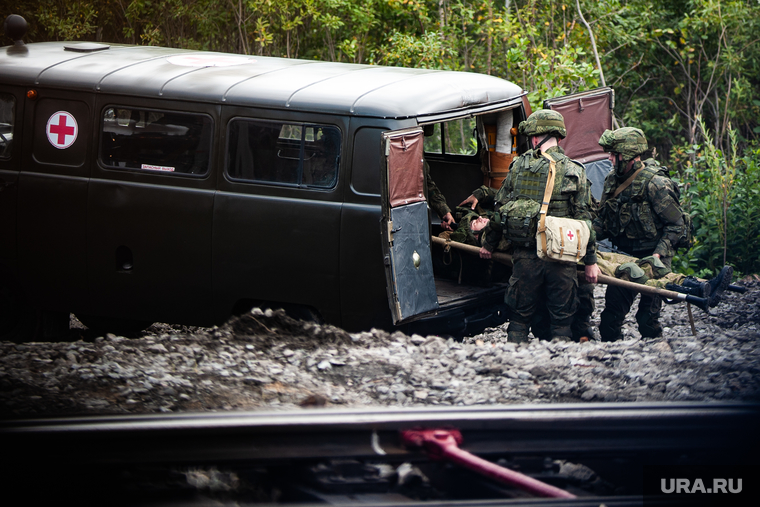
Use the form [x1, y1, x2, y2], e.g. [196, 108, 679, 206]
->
[598, 127, 648, 161]
[518, 109, 566, 139]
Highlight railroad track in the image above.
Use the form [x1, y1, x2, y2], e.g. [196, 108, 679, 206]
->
[2, 402, 758, 506]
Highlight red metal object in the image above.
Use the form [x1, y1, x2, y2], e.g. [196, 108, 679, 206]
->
[401, 428, 576, 499]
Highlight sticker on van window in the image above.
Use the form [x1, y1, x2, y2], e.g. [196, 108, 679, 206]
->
[46, 111, 78, 149]
[166, 54, 255, 67]
[141, 164, 175, 172]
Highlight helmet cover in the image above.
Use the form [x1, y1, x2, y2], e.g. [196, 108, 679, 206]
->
[518, 109, 566, 139]
[598, 127, 648, 161]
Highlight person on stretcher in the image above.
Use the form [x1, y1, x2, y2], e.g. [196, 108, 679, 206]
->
[441, 208, 735, 308]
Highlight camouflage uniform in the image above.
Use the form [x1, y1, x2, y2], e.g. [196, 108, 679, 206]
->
[478, 110, 597, 342]
[425, 164, 451, 221]
[593, 127, 688, 340]
[439, 208, 511, 286]
[448, 210, 487, 246]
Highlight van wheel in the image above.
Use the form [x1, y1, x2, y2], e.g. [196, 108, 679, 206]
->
[75, 314, 153, 337]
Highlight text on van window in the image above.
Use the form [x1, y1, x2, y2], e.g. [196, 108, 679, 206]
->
[100, 107, 213, 175]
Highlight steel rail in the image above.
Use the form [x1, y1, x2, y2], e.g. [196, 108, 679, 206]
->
[2, 402, 758, 464]
[2, 403, 757, 507]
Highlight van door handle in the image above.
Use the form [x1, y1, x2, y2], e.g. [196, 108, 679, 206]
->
[0, 177, 15, 193]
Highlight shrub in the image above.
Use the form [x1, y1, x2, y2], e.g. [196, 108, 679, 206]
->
[673, 120, 760, 278]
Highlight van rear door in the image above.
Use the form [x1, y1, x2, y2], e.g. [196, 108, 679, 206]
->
[380, 128, 439, 324]
[543, 87, 614, 200]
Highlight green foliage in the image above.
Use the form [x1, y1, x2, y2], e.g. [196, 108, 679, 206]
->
[4, 0, 760, 274]
[674, 122, 760, 277]
[35, 0, 99, 41]
[610, 0, 760, 159]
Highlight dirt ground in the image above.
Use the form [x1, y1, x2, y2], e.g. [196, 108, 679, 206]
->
[1, 277, 758, 419]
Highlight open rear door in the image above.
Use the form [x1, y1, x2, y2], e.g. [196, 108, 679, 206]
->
[380, 127, 439, 325]
[544, 87, 614, 200]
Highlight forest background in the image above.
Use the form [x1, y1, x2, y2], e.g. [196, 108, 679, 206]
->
[2, 0, 760, 277]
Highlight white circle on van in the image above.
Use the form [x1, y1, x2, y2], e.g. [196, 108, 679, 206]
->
[166, 54, 256, 67]
[46, 111, 78, 149]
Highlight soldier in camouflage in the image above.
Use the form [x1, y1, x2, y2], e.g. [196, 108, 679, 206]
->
[593, 127, 688, 340]
[460, 110, 600, 342]
[426, 169, 455, 230]
[423, 124, 455, 230]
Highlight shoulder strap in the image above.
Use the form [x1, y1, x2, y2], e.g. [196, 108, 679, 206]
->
[611, 165, 645, 199]
[537, 152, 557, 257]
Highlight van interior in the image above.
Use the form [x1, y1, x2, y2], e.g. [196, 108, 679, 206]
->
[384, 106, 529, 335]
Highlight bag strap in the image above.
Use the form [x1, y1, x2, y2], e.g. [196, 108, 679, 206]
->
[611, 165, 645, 199]
[538, 152, 557, 257]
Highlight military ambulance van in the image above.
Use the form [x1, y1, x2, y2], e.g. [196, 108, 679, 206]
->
[0, 16, 613, 340]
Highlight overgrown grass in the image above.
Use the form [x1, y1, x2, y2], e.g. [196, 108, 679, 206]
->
[672, 120, 760, 278]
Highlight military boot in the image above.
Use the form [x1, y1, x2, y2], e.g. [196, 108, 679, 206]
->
[636, 312, 663, 338]
[572, 325, 596, 342]
[707, 266, 733, 307]
[507, 321, 530, 344]
[666, 278, 710, 298]
[550, 324, 573, 342]
[599, 311, 624, 342]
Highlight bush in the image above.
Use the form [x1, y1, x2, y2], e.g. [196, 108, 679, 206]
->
[673, 120, 760, 278]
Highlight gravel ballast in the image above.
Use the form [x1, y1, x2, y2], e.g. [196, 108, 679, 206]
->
[1, 281, 759, 419]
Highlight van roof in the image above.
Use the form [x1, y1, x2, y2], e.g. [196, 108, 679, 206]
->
[1, 42, 525, 119]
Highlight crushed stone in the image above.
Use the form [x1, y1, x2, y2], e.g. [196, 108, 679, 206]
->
[1, 280, 758, 418]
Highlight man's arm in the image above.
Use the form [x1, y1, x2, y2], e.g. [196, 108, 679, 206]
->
[567, 163, 598, 268]
[425, 169, 454, 229]
[460, 185, 497, 211]
[649, 177, 687, 258]
[478, 214, 504, 259]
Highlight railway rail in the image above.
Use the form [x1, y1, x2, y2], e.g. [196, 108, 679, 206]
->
[2, 402, 758, 506]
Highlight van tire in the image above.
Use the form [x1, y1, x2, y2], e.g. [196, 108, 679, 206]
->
[75, 314, 153, 337]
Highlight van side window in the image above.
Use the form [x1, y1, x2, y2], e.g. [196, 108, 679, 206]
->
[0, 94, 15, 159]
[227, 119, 340, 189]
[100, 107, 213, 175]
[424, 117, 478, 156]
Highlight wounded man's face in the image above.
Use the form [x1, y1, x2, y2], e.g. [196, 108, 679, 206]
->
[470, 216, 490, 232]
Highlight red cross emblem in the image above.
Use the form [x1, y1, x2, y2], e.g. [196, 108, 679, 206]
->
[46, 111, 78, 149]
[566, 229, 575, 242]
